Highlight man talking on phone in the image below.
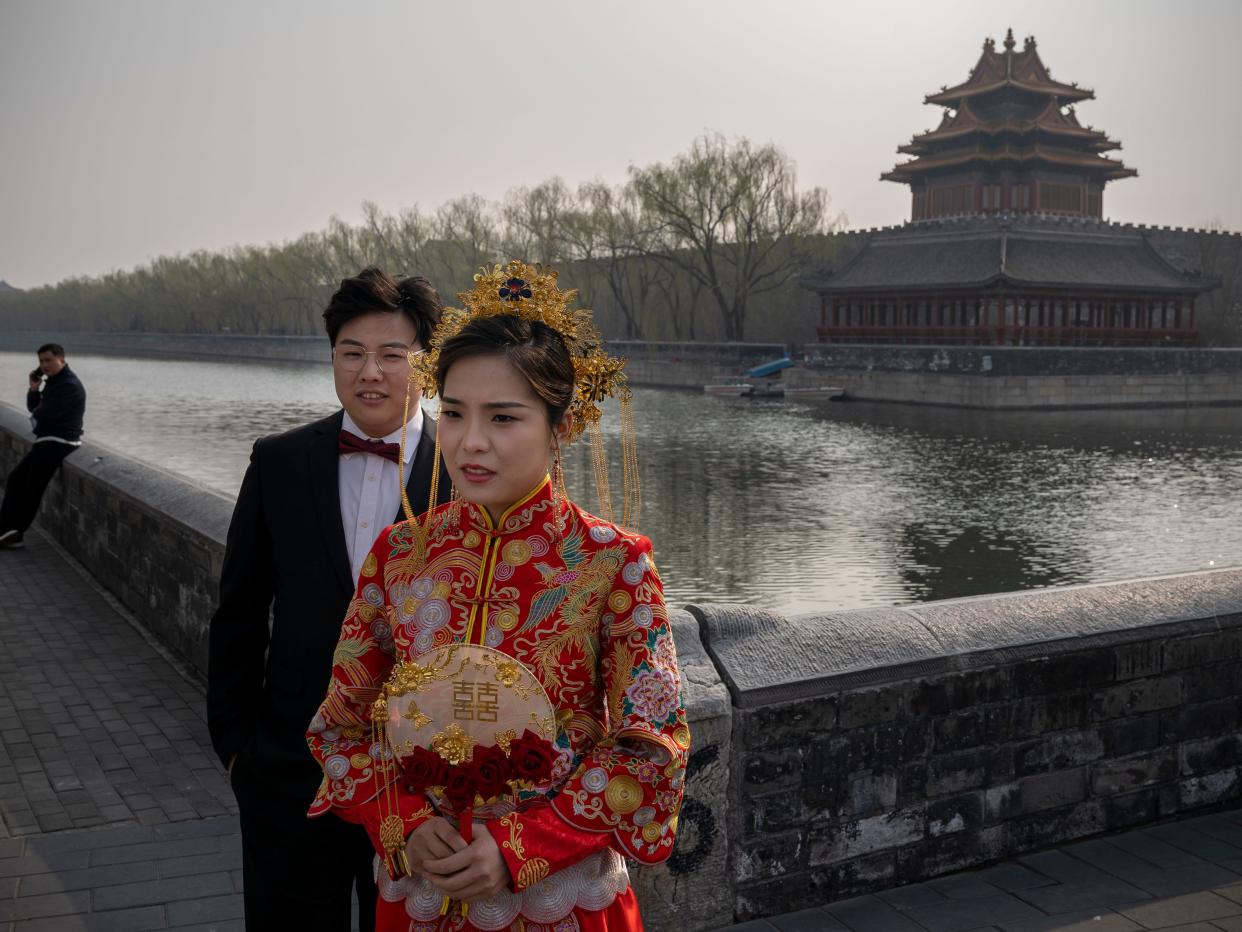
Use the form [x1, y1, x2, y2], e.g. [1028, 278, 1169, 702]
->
[0, 344, 86, 549]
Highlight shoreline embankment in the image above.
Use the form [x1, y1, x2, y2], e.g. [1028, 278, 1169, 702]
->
[3, 330, 1242, 407]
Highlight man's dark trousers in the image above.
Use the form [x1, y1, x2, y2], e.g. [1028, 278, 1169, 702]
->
[208, 410, 450, 931]
[0, 442, 76, 531]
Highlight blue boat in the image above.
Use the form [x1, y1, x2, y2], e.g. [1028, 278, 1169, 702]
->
[745, 357, 794, 379]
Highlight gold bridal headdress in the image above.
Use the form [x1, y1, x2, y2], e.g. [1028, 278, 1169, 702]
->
[398, 260, 641, 529]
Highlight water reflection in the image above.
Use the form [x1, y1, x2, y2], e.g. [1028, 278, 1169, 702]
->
[2, 351, 1239, 613]
[898, 524, 1084, 602]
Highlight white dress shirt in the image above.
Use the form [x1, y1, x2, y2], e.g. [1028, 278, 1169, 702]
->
[338, 408, 423, 584]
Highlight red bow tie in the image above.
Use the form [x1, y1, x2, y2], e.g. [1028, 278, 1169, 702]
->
[338, 430, 402, 464]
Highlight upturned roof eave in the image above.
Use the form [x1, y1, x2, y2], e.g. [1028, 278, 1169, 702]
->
[925, 78, 1095, 106]
[883, 150, 1138, 179]
[907, 122, 1114, 148]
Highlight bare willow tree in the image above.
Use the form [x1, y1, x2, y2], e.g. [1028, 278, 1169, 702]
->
[424, 194, 501, 295]
[0, 133, 848, 342]
[629, 133, 834, 340]
[501, 179, 573, 267]
[563, 182, 668, 339]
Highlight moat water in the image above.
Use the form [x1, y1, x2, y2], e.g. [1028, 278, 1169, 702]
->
[4, 350, 1240, 614]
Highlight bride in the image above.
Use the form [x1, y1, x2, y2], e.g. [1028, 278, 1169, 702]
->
[306, 261, 689, 931]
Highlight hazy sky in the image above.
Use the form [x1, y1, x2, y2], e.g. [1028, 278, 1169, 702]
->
[2, 0, 1239, 289]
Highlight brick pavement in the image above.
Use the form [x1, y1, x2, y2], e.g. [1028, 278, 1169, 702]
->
[1, 529, 243, 931]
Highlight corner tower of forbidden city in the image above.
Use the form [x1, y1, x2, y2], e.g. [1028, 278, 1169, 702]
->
[884, 28, 1135, 221]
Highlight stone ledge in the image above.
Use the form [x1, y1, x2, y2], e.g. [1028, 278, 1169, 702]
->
[691, 567, 1242, 708]
[0, 403, 233, 545]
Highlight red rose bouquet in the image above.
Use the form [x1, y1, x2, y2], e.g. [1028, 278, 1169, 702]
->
[400, 728, 554, 843]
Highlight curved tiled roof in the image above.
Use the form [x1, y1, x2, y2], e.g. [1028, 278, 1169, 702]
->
[800, 216, 1219, 295]
[926, 30, 1093, 106]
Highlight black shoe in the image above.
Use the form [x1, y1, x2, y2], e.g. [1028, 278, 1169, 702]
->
[0, 529, 23, 549]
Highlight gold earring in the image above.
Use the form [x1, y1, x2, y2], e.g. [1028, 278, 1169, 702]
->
[448, 484, 462, 530]
[551, 445, 567, 542]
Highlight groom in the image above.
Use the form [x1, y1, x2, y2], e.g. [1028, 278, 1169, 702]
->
[208, 268, 451, 931]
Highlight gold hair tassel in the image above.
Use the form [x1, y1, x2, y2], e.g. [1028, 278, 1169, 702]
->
[619, 389, 641, 530]
[399, 357, 419, 523]
[423, 427, 442, 532]
[588, 419, 614, 524]
[551, 448, 567, 541]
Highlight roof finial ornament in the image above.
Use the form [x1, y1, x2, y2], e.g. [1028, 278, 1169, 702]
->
[1003, 28, 1016, 51]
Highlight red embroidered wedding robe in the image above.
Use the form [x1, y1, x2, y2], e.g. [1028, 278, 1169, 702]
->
[307, 478, 689, 931]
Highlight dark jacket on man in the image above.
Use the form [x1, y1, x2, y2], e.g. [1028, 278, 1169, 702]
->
[207, 409, 450, 931]
[28, 365, 86, 440]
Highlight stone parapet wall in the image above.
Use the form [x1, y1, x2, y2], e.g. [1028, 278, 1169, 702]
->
[2, 402, 1239, 929]
[694, 575, 1242, 921]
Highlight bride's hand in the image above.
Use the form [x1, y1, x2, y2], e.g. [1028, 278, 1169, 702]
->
[420, 822, 511, 902]
[404, 817, 467, 876]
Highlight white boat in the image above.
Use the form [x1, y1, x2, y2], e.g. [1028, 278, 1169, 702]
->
[783, 385, 846, 400]
[703, 381, 754, 397]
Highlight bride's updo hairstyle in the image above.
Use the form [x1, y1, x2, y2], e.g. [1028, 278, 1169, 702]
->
[434, 314, 574, 430]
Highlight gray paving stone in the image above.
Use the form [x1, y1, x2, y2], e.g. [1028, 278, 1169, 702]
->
[1015, 880, 1153, 916]
[1066, 838, 1242, 897]
[165, 894, 245, 927]
[1147, 830, 1242, 864]
[974, 863, 1059, 893]
[151, 817, 236, 841]
[18, 861, 159, 896]
[12, 905, 167, 931]
[905, 895, 1047, 932]
[25, 824, 155, 855]
[91, 836, 219, 867]
[825, 895, 929, 931]
[0, 849, 90, 877]
[1114, 830, 1217, 868]
[0, 889, 92, 921]
[996, 911, 1142, 932]
[92, 873, 235, 912]
[927, 874, 1008, 900]
[877, 882, 949, 908]
[1187, 817, 1242, 851]
[156, 848, 243, 879]
[1117, 891, 1242, 926]
[769, 907, 850, 931]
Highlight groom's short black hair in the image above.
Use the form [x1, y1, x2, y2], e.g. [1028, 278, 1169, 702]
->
[322, 267, 441, 348]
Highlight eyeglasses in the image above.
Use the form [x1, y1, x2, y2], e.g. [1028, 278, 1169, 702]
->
[332, 347, 425, 373]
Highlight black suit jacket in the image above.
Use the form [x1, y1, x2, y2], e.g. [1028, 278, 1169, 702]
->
[207, 410, 450, 800]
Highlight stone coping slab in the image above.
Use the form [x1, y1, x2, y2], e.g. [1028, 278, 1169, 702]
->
[690, 566, 1242, 707]
[0, 403, 233, 545]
